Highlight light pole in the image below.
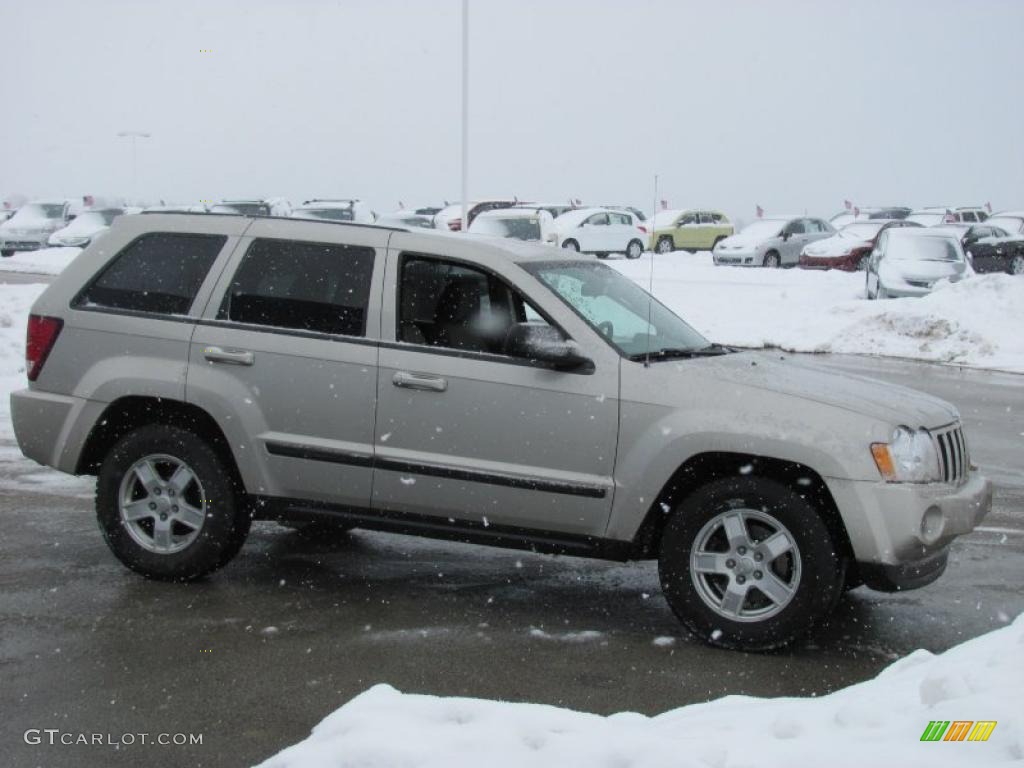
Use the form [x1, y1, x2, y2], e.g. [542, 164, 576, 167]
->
[460, 0, 469, 231]
[117, 130, 151, 203]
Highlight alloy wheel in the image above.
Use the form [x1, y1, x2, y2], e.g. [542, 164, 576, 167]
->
[118, 454, 208, 554]
[689, 508, 802, 622]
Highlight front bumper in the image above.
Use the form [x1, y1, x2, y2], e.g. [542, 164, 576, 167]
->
[800, 254, 860, 271]
[713, 250, 760, 266]
[826, 471, 992, 590]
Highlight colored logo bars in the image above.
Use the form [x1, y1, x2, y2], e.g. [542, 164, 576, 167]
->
[921, 721, 997, 742]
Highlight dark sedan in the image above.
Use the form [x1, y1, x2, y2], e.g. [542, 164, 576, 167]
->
[950, 223, 1024, 275]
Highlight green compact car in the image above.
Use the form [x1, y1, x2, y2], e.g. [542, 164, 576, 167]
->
[649, 209, 734, 253]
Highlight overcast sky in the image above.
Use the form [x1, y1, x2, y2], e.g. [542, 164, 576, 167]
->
[3, 0, 1022, 219]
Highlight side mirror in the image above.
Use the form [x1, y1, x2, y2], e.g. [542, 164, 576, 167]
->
[504, 323, 592, 371]
[781, 231, 791, 241]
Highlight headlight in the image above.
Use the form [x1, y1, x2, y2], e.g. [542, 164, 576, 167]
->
[871, 426, 941, 483]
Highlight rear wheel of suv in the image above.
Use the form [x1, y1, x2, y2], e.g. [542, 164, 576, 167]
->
[658, 476, 843, 651]
[96, 425, 251, 581]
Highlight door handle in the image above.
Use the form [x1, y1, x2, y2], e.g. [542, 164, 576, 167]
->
[203, 346, 255, 366]
[392, 371, 447, 392]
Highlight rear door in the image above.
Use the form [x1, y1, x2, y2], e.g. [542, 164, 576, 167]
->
[187, 219, 388, 508]
[608, 211, 636, 253]
[371, 234, 620, 537]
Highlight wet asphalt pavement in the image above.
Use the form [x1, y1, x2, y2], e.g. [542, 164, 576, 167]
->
[1, 343, 1022, 766]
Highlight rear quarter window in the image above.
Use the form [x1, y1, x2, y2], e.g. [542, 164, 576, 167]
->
[74, 232, 226, 315]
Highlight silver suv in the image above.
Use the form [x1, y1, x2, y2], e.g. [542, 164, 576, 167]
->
[11, 213, 992, 650]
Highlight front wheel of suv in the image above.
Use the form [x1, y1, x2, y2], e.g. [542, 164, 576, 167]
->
[96, 425, 251, 581]
[658, 476, 843, 651]
[655, 236, 674, 254]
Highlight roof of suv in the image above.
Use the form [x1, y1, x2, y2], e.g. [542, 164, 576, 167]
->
[130, 211, 585, 264]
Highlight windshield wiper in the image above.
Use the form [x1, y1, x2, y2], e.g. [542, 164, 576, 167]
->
[628, 343, 732, 362]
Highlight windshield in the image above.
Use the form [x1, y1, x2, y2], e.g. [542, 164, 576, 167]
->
[523, 261, 709, 358]
[888, 235, 961, 262]
[211, 203, 268, 216]
[293, 207, 354, 221]
[738, 219, 784, 238]
[473, 216, 543, 241]
[8, 203, 64, 224]
[840, 222, 884, 239]
[985, 216, 1023, 235]
[906, 212, 945, 226]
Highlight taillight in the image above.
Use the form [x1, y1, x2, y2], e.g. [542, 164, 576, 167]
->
[26, 314, 63, 382]
[638, 225, 648, 234]
[448, 218, 462, 231]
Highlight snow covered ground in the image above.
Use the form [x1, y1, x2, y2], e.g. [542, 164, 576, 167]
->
[0, 246, 81, 275]
[613, 252, 1024, 373]
[258, 614, 1023, 768]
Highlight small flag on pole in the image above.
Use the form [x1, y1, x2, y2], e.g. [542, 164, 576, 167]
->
[945, 209, 955, 223]
[660, 199, 668, 210]
[985, 201, 992, 213]
[844, 199, 853, 210]
[398, 201, 405, 209]
[83, 195, 95, 208]
[756, 205, 764, 218]
[854, 206, 860, 217]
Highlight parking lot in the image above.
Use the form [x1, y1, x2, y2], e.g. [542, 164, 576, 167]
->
[2, 350, 1021, 768]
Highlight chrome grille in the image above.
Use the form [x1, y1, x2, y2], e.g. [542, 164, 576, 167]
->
[932, 424, 968, 485]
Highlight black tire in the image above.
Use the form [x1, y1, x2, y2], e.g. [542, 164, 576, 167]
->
[562, 239, 580, 252]
[96, 425, 250, 581]
[658, 476, 843, 651]
[1, 249, 14, 258]
[1010, 254, 1024, 275]
[763, 251, 781, 268]
[626, 239, 643, 259]
[656, 236, 674, 254]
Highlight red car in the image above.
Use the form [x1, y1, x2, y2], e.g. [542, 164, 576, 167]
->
[799, 219, 921, 271]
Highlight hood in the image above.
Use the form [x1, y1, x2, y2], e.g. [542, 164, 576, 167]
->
[804, 233, 869, 257]
[717, 230, 779, 250]
[676, 352, 958, 427]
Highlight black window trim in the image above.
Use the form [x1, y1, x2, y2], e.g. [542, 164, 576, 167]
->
[71, 231, 230, 319]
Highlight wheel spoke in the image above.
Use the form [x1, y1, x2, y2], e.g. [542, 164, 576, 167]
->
[693, 552, 731, 575]
[167, 463, 195, 496]
[721, 512, 749, 549]
[758, 532, 793, 562]
[174, 502, 205, 530]
[133, 459, 162, 494]
[122, 499, 154, 522]
[151, 518, 173, 551]
[719, 581, 748, 616]
[756, 572, 796, 606]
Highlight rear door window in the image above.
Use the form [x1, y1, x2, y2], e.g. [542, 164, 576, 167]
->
[220, 238, 375, 337]
[75, 232, 226, 315]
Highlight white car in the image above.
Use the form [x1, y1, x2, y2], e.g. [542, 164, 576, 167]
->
[210, 198, 291, 217]
[906, 206, 989, 226]
[865, 227, 971, 299]
[551, 207, 647, 259]
[0, 200, 76, 256]
[290, 199, 375, 224]
[48, 208, 125, 248]
[468, 208, 555, 243]
[984, 210, 1024, 236]
[374, 210, 436, 229]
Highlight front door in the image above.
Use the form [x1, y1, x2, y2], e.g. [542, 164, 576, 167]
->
[371, 240, 620, 537]
[187, 219, 388, 508]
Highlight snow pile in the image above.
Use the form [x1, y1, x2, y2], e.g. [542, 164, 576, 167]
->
[257, 614, 1023, 768]
[614, 253, 1024, 372]
[0, 246, 81, 275]
[0, 283, 46, 433]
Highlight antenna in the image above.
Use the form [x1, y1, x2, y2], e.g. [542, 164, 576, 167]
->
[645, 174, 658, 368]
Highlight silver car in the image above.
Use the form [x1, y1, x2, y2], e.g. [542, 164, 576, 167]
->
[866, 227, 971, 299]
[713, 216, 835, 267]
[11, 213, 991, 651]
[0, 199, 73, 256]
